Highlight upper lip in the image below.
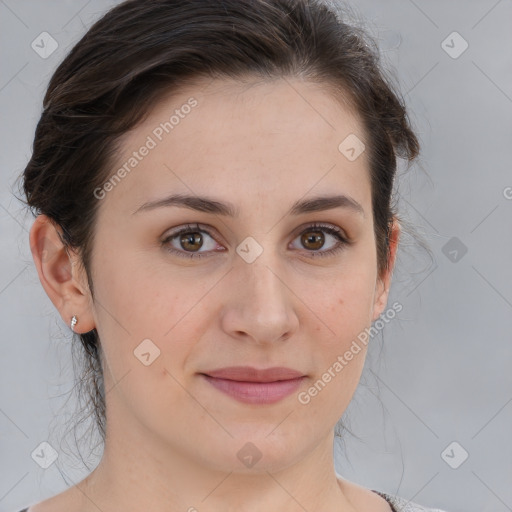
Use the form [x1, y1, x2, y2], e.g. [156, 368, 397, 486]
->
[201, 366, 305, 382]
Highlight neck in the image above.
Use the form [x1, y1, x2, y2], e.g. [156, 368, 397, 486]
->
[75, 413, 357, 512]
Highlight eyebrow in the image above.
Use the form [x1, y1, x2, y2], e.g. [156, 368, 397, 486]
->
[132, 193, 365, 218]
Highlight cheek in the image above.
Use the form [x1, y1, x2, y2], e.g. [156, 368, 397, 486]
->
[296, 256, 376, 404]
[303, 263, 377, 346]
[90, 246, 217, 402]
[92, 243, 208, 338]
[91, 257, 197, 428]
[293, 342, 368, 440]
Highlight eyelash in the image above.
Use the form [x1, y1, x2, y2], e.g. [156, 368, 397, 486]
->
[161, 222, 350, 260]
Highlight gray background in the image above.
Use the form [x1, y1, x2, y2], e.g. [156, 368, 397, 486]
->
[1, 1, 511, 511]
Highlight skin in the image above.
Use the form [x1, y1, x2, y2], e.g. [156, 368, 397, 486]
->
[29, 77, 400, 512]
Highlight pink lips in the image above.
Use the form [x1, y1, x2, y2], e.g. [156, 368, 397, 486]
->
[200, 366, 306, 404]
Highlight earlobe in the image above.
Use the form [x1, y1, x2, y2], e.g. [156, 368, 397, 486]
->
[29, 215, 96, 334]
[371, 218, 401, 322]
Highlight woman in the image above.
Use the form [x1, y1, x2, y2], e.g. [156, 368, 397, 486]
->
[19, 0, 447, 510]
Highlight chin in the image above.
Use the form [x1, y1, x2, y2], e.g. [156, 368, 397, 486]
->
[197, 427, 310, 474]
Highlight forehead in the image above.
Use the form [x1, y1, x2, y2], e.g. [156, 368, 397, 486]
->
[103, 77, 371, 215]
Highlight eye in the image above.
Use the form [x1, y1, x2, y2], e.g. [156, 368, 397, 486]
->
[289, 222, 350, 258]
[161, 223, 222, 259]
[161, 222, 350, 259]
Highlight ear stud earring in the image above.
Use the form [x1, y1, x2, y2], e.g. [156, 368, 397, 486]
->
[70, 315, 78, 332]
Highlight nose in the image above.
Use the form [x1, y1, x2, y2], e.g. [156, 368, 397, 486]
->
[220, 256, 299, 345]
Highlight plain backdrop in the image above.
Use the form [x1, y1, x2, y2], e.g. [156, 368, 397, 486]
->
[1, 1, 511, 511]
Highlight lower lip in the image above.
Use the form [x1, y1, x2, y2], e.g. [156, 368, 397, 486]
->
[201, 374, 306, 404]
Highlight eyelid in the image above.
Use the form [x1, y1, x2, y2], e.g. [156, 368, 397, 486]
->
[291, 221, 349, 241]
[162, 222, 350, 242]
[161, 222, 224, 245]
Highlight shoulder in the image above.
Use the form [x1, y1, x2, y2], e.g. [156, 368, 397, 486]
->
[337, 477, 401, 511]
[375, 491, 449, 512]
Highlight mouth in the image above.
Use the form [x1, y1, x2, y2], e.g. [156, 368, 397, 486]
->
[199, 366, 307, 405]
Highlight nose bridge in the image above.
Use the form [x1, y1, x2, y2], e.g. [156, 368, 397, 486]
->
[238, 246, 287, 312]
[221, 240, 298, 343]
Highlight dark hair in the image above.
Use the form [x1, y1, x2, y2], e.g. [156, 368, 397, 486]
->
[21, 0, 420, 452]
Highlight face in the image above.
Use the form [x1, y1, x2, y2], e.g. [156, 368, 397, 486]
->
[39, 77, 398, 474]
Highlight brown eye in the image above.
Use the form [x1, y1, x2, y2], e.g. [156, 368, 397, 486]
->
[180, 232, 203, 252]
[162, 223, 221, 259]
[301, 230, 325, 250]
[290, 223, 350, 258]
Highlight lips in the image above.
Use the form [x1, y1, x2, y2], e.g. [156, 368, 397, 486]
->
[201, 366, 305, 382]
[199, 366, 306, 404]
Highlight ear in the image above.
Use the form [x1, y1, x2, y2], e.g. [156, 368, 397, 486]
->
[371, 218, 400, 322]
[29, 214, 96, 334]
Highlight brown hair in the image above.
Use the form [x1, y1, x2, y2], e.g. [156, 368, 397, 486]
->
[21, 0, 420, 448]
